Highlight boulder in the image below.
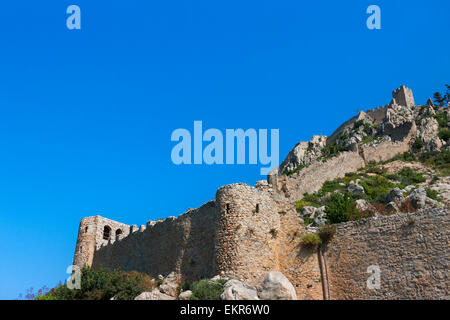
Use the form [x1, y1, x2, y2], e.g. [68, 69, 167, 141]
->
[258, 271, 297, 300]
[178, 290, 192, 300]
[408, 187, 439, 209]
[135, 288, 176, 300]
[159, 272, 179, 297]
[300, 206, 316, 218]
[220, 280, 259, 300]
[408, 187, 427, 209]
[348, 183, 365, 196]
[386, 188, 404, 204]
[385, 201, 399, 214]
[355, 199, 376, 215]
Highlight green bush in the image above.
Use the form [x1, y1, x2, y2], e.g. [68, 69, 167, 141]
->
[321, 180, 345, 193]
[386, 167, 425, 187]
[321, 143, 349, 159]
[418, 150, 450, 176]
[37, 267, 155, 300]
[284, 163, 308, 176]
[387, 152, 416, 163]
[189, 279, 225, 300]
[296, 193, 322, 212]
[413, 138, 424, 150]
[438, 129, 450, 141]
[300, 233, 322, 249]
[433, 112, 448, 129]
[426, 188, 442, 201]
[325, 192, 356, 224]
[360, 174, 398, 203]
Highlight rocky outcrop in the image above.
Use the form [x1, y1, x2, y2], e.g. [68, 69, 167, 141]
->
[135, 289, 176, 300]
[178, 290, 192, 300]
[327, 111, 375, 145]
[220, 280, 259, 300]
[159, 272, 179, 297]
[279, 135, 326, 174]
[258, 271, 297, 300]
[413, 117, 443, 152]
[408, 187, 439, 209]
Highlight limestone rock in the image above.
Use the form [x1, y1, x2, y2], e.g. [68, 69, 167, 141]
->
[385, 104, 414, 128]
[415, 117, 442, 152]
[258, 271, 297, 300]
[408, 187, 439, 209]
[409, 187, 427, 209]
[178, 290, 192, 300]
[386, 188, 404, 204]
[279, 135, 327, 174]
[348, 183, 365, 196]
[385, 201, 399, 214]
[355, 199, 377, 215]
[159, 271, 179, 297]
[135, 288, 176, 300]
[220, 280, 259, 300]
[300, 206, 327, 227]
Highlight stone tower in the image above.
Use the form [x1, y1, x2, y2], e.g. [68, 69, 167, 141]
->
[392, 85, 415, 108]
[73, 216, 130, 268]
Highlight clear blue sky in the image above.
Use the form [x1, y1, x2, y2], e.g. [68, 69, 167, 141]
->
[0, 0, 448, 299]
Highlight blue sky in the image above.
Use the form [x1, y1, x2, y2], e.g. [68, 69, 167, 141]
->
[0, 0, 449, 299]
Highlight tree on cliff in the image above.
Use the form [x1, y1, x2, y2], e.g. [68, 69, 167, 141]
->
[433, 92, 444, 106]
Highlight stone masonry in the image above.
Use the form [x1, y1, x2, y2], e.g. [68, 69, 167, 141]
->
[325, 208, 449, 300]
[73, 86, 448, 299]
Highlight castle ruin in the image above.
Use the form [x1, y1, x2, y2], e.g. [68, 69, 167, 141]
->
[73, 86, 449, 300]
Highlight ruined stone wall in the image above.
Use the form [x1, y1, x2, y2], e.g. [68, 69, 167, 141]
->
[366, 106, 387, 124]
[76, 184, 323, 299]
[276, 151, 366, 201]
[325, 208, 449, 300]
[360, 123, 415, 163]
[393, 85, 415, 108]
[90, 201, 220, 281]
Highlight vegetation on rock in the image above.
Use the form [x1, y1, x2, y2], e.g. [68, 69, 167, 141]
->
[34, 267, 155, 300]
[189, 279, 226, 300]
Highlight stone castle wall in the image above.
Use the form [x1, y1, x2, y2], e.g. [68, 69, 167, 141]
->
[76, 184, 323, 299]
[73, 86, 448, 299]
[325, 207, 449, 300]
[90, 201, 220, 281]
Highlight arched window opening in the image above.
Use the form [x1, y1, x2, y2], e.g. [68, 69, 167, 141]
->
[103, 226, 111, 240]
[85, 226, 88, 232]
[256, 204, 260, 213]
[115, 229, 122, 238]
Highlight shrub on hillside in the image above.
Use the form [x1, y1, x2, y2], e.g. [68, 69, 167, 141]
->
[438, 129, 450, 141]
[426, 188, 442, 202]
[413, 138, 424, 150]
[300, 233, 322, 249]
[189, 279, 226, 300]
[36, 267, 155, 300]
[325, 192, 356, 224]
